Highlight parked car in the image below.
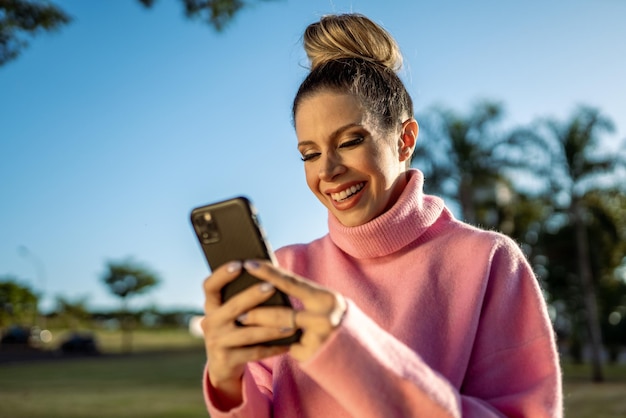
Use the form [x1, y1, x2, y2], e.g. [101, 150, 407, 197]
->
[0, 325, 32, 346]
[59, 332, 100, 355]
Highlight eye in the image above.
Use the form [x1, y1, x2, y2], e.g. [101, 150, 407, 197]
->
[339, 137, 364, 148]
[301, 152, 320, 162]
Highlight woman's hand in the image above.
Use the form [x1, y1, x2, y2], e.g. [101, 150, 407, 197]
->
[201, 259, 346, 408]
[201, 261, 293, 409]
[238, 259, 347, 362]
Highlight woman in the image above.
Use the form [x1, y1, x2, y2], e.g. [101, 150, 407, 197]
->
[201, 13, 562, 417]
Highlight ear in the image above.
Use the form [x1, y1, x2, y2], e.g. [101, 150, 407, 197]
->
[398, 118, 418, 163]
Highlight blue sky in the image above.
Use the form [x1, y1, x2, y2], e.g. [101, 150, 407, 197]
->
[1, 0, 625, 312]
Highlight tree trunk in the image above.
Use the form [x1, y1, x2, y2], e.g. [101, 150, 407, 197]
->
[121, 298, 133, 353]
[122, 320, 133, 353]
[573, 201, 604, 382]
[459, 176, 476, 224]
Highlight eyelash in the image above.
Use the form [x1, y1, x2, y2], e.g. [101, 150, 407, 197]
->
[300, 153, 319, 162]
[341, 137, 364, 148]
[300, 137, 364, 162]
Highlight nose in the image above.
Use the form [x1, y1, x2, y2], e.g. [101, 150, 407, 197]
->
[319, 151, 345, 181]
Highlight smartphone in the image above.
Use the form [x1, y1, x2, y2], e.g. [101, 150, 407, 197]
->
[190, 196, 301, 346]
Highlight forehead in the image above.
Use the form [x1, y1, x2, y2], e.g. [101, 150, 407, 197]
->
[295, 91, 369, 137]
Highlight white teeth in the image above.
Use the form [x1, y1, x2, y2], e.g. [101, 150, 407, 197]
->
[331, 183, 364, 202]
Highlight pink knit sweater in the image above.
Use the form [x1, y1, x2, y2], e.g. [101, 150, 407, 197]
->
[204, 169, 563, 417]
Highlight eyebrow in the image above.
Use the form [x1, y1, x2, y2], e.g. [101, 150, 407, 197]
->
[297, 123, 364, 149]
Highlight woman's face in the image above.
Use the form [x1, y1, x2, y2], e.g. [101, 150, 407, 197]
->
[295, 91, 416, 227]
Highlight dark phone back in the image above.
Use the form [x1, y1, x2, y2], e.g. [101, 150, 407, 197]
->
[190, 197, 300, 346]
[190, 196, 287, 305]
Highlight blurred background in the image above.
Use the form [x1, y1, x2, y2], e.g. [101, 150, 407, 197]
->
[1, 1, 626, 416]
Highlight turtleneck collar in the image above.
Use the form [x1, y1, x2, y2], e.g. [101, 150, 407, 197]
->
[328, 169, 445, 259]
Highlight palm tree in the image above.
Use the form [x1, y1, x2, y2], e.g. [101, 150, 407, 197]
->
[414, 101, 626, 381]
[584, 189, 626, 363]
[537, 188, 626, 365]
[412, 100, 535, 232]
[513, 106, 625, 382]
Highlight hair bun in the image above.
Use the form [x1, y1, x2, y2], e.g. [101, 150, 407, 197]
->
[303, 14, 403, 72]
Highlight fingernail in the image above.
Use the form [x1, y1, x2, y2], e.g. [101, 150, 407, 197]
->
[236, 313, 247, 323]
[244, 260, 260, 270]
[227, 261, 242, 273]
[259, 282, 274, 293]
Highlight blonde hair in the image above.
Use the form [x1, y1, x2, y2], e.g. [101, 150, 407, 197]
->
[293, 14, 413, 131]
[303, 14, 403, 72]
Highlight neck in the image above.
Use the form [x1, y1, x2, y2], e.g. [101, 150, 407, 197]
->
[328, 169, 446, 259]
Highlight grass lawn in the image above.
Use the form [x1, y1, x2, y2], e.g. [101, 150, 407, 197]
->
[45, 327, 206, 354]
[0, 348, 208, 418]
[561, 363, 626, 418]
[1, 328, 208, 418]
[2, 329, 626, 418]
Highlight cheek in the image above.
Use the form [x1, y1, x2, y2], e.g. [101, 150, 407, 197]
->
[304, 165, 319, 194]
[373, 146, 402, 179]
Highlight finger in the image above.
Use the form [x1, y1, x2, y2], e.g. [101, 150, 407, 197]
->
[243, 260, 325, 301]
[205, 281, 278, 328]
[288, 342, 310, 362]
[287, 315, 334, 363]
[203, 261, 243, 309]
[204, 261, 244, 293]
[292, 310, 336, 335]
[242, 260, 348, 326]
[207, 324, 298, 349]
[237, 306, 297, 331]
[243, 261, 345, 317]
[208, 343, 290, 382]
[288, 328, 324, 362]
[211, 344, 290, 370]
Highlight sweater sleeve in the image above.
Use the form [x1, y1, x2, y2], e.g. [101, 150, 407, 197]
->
[300, 299, 464, 417]
[203, 361, 273, 418]
[300, 297, 560, 417]
[297, 240, 562, 417]
[460, 238, 563, 417]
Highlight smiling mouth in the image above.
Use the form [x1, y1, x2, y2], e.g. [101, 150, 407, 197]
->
[331, 182, 365, 202]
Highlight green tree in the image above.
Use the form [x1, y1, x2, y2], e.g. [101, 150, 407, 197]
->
[0, 0, 71, 66]
[101, 258, 160, 352]
[513, 106, 626, 381]
[0, 276, 39, 328]
[411, 100, 539, 233]
[1, 0, 274, 66]
[586, 189, 626, 363]
[536, 189, 626, 363]
[413, 101, 626, 381]
[139, 0, 273, 32]
[54, 295, 90, 330]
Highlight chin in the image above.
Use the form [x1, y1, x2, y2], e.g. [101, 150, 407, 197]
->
[334, 211, 374, 227]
